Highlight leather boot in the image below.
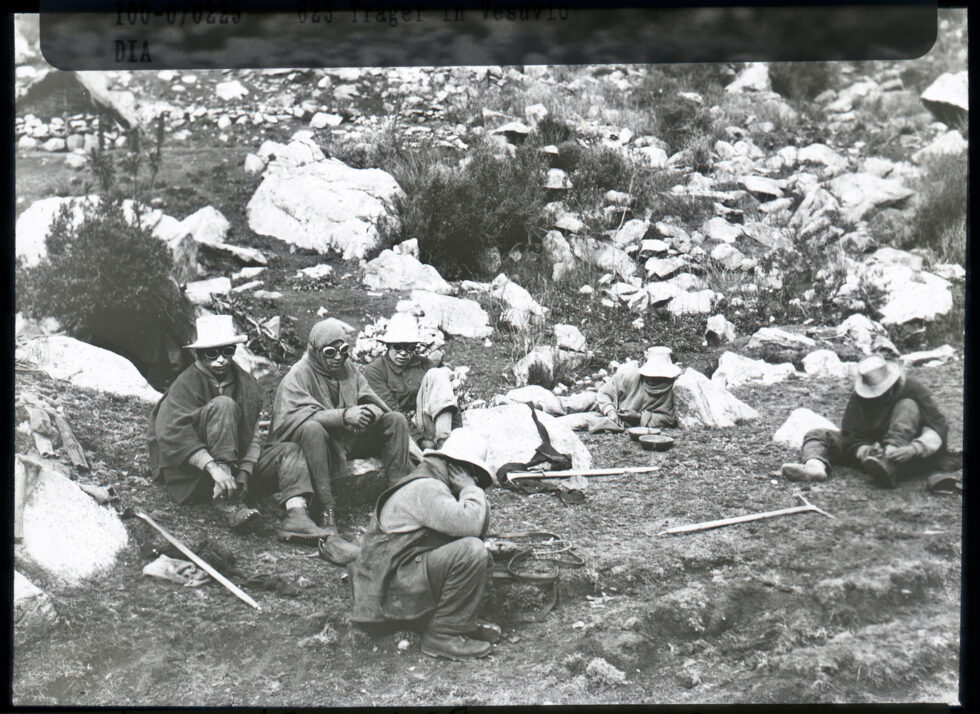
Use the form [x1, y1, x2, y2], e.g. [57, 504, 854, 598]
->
[319, 506, 340, 535]
[781, 462, 828, 482]
[861, 453, 897, 488]
[278, 506, 334, 541]
[420, 630, 492, 660]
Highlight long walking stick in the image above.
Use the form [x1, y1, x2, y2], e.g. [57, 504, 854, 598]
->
[508, 466, 659, 481]
[133, 511, 262, 611]
[656, 494, 834, 537]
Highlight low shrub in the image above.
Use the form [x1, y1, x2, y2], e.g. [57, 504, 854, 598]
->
[768, 62, 838, 102]
[400, 144, 549, 279]
[17, 196, 182, 344]
[903, 152, 967, 265]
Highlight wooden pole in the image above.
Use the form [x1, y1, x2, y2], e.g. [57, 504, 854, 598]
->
[134, 511, 261, 611]
[508, 466, 659, 481]
[657, 494, 834, 536]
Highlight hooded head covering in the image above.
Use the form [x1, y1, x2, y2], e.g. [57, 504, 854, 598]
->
[307, 318, 351, 375]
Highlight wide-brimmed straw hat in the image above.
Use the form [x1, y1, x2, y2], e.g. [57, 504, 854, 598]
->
[379, 313, 424, 344]
[424, 427, 493, 489]
[639, 346, 681, 379]
[854, 355, 902, 398]
[185, 315, 247, 350]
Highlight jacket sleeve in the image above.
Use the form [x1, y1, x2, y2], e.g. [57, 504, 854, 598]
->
[904, 379, 949, 446]
[356, 370, 392, 420]
[417, 483, 488, 538]
[595, 375, 620, 418]
[362, 359, 399, 412]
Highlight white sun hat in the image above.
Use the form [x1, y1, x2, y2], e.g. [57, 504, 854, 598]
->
[854, 354, 903, 398]
[424, 427, 493, 489]
[638, 346, 681, 379]
[379, 313, 424, 344]
[185, 315, 248, 350]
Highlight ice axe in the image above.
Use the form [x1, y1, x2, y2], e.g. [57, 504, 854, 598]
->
[505, 466, 660, 482]
[656, 493, 835, 537]
[120, 507, 261, 611]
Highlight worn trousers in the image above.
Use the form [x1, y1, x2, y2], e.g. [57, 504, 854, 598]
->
[276, 412, 411, 510]
[423, 536, 493, 635]
[165, 396, 242, 504]
[801, 397, 928, 475]
[413, 368, 462, 443]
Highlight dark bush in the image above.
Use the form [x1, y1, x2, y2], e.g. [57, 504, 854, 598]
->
[769, 62, 838, 102]
[18, 197, 182, 342]
[903, 152, 967, 265]
[402, 145, 548, 279]
[534, 115, 574, 146]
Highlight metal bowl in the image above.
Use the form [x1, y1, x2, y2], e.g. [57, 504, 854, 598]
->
[639, 434, 674, 451]
[627, 426, 661, 442]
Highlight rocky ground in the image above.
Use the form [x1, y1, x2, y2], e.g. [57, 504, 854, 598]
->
[12, 11, 967, 707]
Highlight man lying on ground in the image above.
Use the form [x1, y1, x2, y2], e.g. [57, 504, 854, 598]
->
[781, 354, 960, 488]
[147, 315, 265, 530]
[264, 318, 412, 539]
[363, 313, 461, 454]
[350, 427, 500, 661]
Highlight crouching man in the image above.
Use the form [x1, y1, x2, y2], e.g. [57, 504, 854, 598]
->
[350, 428, 499, 660]
[781, 355, 959, 488]
[147, 316, 265, 529]
[266, 318, 412, 538]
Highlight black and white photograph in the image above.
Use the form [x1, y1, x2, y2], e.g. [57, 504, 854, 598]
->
[10, 5, 967, 706]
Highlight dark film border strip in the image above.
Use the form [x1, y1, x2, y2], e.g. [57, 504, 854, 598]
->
[39, 1, 938, 70]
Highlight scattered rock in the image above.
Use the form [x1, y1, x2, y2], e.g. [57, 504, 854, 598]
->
[668, 290, 716, 316]
[725, 63, 771, 93]
[827, 173, 914, 224]
[407, 290, 492, 339]
[913, 130, 968, 162]
[705, 314, 736, 346]
[362, 250, 453, 294]
[772, 408, 840, 450]
[920, 71, 968, 126]
[703, 216, 743, 243]
[215, 80, 249, 101]
[545, 168, 572, 190]
[513, 345, 588, 388]
[802, 349, 850, 379]
[585, 657, 628, 686]
[675, 368, 760, 428]
[491, 273, 547, 330]
[712, 351, 799, 390]
[899, 344, 957, 367]
[568, 236, 636, 280]
[554, 324, 587, 353]
[184, 277, 232, 305]
[746, 327, 816, 352]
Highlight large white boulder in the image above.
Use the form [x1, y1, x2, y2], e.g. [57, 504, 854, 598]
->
[362, 249, 453, 294]
[772, 408, 840, 450]
[490, 273, 547, 330]
[17, 335, 162, 402]
[798, 144, 849, 174]
[712, 351, 799, 390]
[668, 290, 716, 316]
[17, 455, 129, 584]
[179, 205, 231, 244]
[407, 290, 492, 339]
[215, 79, 249, 101]
[913, 130, 968, 162]
[827, 172, 914, 224]
[247, 157, 405, 260]
[675, 367, 759, 428]
[920, 71, 968, 126]
[833, 313, 899, 356]
[705, 314, 736, 346]
[542, 230, 577, 281]
[554, 324, 587, 353]
[856, 251, 953, 326]
[462, 404, 592, 476]
[184, 276, 232, 305]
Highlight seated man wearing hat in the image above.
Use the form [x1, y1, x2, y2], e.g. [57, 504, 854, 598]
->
[781, 355, 957, 488]
[350, 427, 499, 661]
[363, 313, 462, 453]
[148, 316, 268, 528]
[595, 346, 681, 429]
[265, 318, 412, 538]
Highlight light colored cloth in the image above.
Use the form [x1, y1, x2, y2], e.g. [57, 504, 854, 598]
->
[142, 554, 209, 587]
